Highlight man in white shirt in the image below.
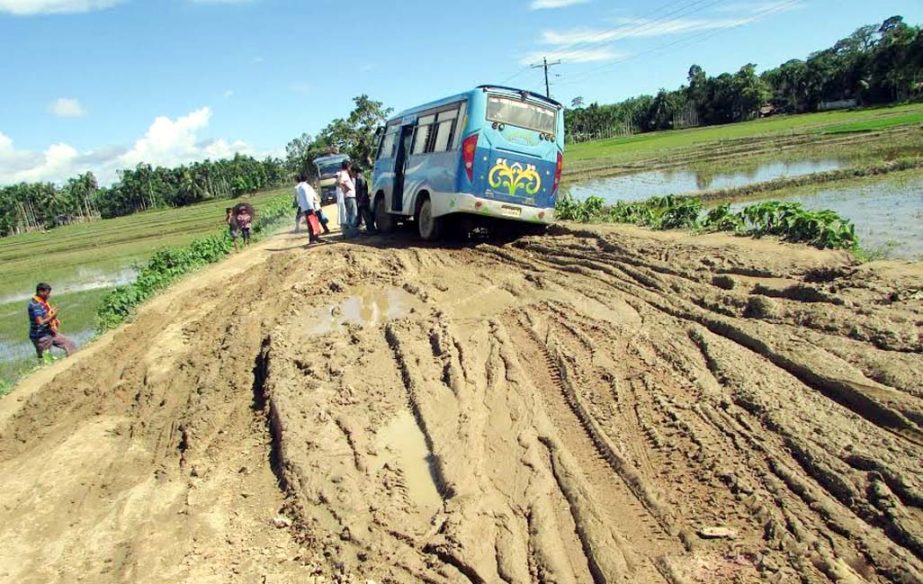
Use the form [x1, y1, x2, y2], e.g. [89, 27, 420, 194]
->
[295, 175, 321, 243]
[336, 160, 357, 238]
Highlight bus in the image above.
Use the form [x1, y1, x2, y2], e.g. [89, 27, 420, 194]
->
[313, 153, 350, 205]
[371, 85, 564, 240]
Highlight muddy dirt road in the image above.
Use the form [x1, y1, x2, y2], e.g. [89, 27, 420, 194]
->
[0, 224, 921, 583]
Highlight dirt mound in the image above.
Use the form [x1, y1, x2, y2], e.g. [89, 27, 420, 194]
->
[0, 225, 921, 583]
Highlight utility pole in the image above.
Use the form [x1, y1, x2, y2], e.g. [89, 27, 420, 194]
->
[531, 57, 562, 98]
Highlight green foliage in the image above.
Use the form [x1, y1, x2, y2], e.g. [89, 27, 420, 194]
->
[556, 194, 859, 251]
[556, 194, 605, 222]
[565, 15, 922, 140]
[95, 195, 292, 332]
[285, 95, 393, 175]
[702, 204, 745, 232]
[0, 154, 288, 238]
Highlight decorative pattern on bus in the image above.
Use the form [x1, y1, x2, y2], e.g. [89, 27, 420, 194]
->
[487, 159, 542, 197]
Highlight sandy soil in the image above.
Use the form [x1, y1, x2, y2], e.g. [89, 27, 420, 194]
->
[0, 221, 921, 583]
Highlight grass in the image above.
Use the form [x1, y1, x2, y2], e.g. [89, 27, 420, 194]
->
[0, 187, 293, 388]
[0, 188, 289, 300]
[823, 111, 923, 134]
[565, 103, 923, 167]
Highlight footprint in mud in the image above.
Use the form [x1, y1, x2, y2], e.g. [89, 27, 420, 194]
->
[373, 411, 443, 514]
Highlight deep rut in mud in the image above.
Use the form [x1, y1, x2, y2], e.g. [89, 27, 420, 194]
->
[0, 226, 921, 583]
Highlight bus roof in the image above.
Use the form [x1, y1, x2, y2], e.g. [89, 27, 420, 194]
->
[387, 85, 563, 123]
[475, 85, 563, 109]
[313, 153, 349, 164]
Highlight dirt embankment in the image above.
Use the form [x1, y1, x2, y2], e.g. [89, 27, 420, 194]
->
[0, 224, 921, 583]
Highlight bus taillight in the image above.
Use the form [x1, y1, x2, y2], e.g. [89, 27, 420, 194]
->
[462, 134, 478, 182]
[553, 151, 563, 193]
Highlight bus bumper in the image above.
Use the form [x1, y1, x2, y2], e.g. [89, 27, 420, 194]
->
[434, 193, 555, 224]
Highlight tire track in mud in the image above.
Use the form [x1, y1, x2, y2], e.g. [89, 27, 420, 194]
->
[476, 231, 923, 583]
[2, 226, 921, 584]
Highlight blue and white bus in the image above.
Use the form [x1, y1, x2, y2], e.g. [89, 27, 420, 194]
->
[372, 85, 565, 240]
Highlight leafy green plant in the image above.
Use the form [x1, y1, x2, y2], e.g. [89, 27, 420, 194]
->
[556, 193, 859, 252]
[702, 204, 744, 232]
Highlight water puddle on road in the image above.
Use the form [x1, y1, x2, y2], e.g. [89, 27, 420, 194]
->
[304, 287, 423, 337]
[373, 411, 443, 512]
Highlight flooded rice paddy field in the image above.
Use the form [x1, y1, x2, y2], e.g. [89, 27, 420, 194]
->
[567, 158, 845, 202]
[727, 173, 923, 259]
[568, 160, 923, 260]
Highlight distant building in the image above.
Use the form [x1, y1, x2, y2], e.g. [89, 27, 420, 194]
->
[818, 99, 858, 112]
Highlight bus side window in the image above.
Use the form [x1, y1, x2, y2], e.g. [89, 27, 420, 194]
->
[452, 102, 468, 150]
[432, 108, 458, 153]
[378, 127, 398, 160]
[412, 115, 435, 155]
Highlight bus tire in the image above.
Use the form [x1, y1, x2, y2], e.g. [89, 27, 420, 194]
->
[375, 196, 395, 234]
[416, 198, 442, 241]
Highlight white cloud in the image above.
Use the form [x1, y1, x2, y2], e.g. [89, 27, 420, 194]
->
[118, 107, 213, 168]
[530, 0, 590, 10]
[542, 18, 751, 45]
[0, 0, 122, 15]
[519, 47, 624, 66]
[542, 2, 801, 46]
[290, 82, 312, 96]
[223, 89, 235, 99]
[0, 107, 259, 186]
[49, 97, 86, 118]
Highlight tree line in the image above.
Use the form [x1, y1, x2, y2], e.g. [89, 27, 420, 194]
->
[0, 155, 286, 237]
[0, 95, 392, 238]
[565, 15, 922, 140]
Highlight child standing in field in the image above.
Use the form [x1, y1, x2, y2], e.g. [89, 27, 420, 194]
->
[234, 203, 254, 247]
[226, 207, 240, 251]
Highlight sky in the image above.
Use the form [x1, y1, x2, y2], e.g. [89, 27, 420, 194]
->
[0, 0, 920, 186]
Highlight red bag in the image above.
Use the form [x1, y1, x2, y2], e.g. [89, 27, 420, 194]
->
[307, 213, 321, 236]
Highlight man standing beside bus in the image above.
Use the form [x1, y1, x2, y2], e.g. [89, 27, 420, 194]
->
[336, 160, 357, 238]
[352, 165, 374, 233]
[295, 175, 322, 244]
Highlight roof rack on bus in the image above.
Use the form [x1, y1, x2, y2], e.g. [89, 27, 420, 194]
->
[476, 85, 564, 109]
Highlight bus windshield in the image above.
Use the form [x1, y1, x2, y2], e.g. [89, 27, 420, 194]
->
[486, 95, 557, 135]
[315, 157, 349, 178]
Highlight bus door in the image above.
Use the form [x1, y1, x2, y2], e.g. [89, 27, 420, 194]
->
[392, 125, 414, 212]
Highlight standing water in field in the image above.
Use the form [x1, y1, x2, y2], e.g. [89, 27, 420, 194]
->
[723, 174, 923, 259]
[567, 159, 844, 202]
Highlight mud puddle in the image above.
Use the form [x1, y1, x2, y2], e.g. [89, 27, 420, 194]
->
[373, 411, 442, 512]
[304, 286, 423, 336]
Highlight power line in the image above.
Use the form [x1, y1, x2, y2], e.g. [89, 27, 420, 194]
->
[549, 0, 735, 57]
[531, 57, 563, 97]
[557, 0, 800, 87]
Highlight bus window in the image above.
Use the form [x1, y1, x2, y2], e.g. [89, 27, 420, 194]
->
[378, 126, 399, 160]
[431, 108, 459, 152]
[486, 95, 556, 135]
[452, 102, 468, 150]
[412, 115, 435, 155]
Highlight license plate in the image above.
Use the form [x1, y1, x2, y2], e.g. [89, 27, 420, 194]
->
[500, 205, 522, 218]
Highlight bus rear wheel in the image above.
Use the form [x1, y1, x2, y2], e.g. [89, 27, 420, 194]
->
[375, 197, 395, 234]
[417, 198, 443, 241]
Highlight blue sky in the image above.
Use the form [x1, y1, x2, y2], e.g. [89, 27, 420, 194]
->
[0, 0, 920, 185]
